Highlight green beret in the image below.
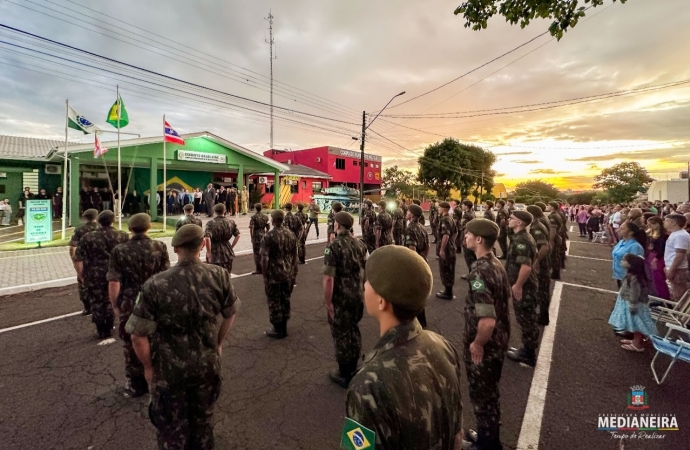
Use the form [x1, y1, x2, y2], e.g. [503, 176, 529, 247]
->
[548, 201, 559, 210]
[462, 200, 474, 208]
[408, 204, 423, 217]
[535, 202, 547, 211]
[271, 210, 285, 220]
[412, 199, 421, 205]
[82, 208, 98, 220]
[377, 200, 387, 208]
[466, 218, 499, 239]
[335, 211, 354, 229]
[366, 246, 432, 311]
[284, 202, 293, 210]
[171, 223, 204, 247]
[438, 201, 451, 209]
[128, 213, 151, 231]
[213, 203, 226, 214]
[97, 210, 114, 224]
[183, 204, 194, 212]
[526, 205, 543, 217]
[332, 202, 343, 211]
[512, 210, 533, 225]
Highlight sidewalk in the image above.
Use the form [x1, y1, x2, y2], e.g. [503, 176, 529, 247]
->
[0, 214, 356, 296]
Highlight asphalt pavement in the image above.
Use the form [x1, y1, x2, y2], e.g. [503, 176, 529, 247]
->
[0, 236, 688, 449]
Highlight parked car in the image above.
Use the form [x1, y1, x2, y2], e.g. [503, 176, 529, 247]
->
[514, 203, 526, 211]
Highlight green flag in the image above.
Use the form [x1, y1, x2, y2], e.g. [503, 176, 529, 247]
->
[106, 95, 129, 128]
[340, 418, 375, 450]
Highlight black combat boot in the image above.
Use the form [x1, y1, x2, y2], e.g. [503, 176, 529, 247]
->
[506, 347, 536, 367]
[550, 268, 560, 280]
[435, 286, 453, 300]
[251, 267, 262, 275]
[265, 322, 287, 339]
[537, 311, 550, 326]
[329, 360, 358, 389]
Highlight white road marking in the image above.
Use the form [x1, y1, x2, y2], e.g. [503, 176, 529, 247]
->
[0, 311, 82, 334]
[567, 255, 612, 262]
[97, 338, 117, 346]
[0, 276, 77, 295]
[569, 225, 575, 232]
[569, 240, 605, 246]
[565, 239, 570, 256]
[561, 282, 617, 294]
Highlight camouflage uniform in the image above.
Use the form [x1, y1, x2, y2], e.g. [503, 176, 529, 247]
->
[260, 225, 298, 327]
[125, 260, 239, 450]
[453, 206, 464, 252]
[74, 226, 128, 335]
[463, 253, 511, 450]
[496, 208, 510, 258]
[107, 235, 169, 392]
[69, 221, 98, 312]
[460, 209, 477, 270]
[323, 230, 367, 367]
[327, 210, 336, 238]
[391, 207, 405, 246]
[346, 320, 463, 450]
[547, 212, 564, 279]
[204, 217, 240, 273]
[375, 210, 394, 247]
[557, 209, 569, 269]
[285, 211, 303, 275]
[438, 214, 458, 291]
[506, 229, 539, 352]
[405, 219, 430, 327]
[529, 220, 552, 320]
[295, 210, 308, 264]
[429, 203, 439, 242]
[362, 207, 378, 254]
[175, 215, 202, 231]
[249, 211, 270, 273]
[484, 207, 496, 223]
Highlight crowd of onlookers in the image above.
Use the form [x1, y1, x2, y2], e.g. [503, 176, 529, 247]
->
[0, 186, 65, 226]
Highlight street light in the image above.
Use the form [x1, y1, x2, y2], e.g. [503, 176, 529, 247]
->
[359, 91, 405, 220]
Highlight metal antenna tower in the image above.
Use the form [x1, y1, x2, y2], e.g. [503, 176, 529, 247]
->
[265, 10, 277, 149]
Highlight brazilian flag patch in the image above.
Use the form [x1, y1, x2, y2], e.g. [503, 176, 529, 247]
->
[325, 248, 331, 255]
[341, 418, 375, 449]
[470, 279, 486, 292]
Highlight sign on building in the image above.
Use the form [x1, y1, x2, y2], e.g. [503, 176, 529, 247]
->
[24, 199, 52, 244]
[177, 150, 227, 164]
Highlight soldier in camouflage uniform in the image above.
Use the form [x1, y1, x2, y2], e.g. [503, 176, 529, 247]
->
[361, 200, 377, 255]
[412, 198, 426, 226]
[505, 211, 540, 367]
[429, 199, 439, 243]
[375, 200, 394, 248]
[462, 219, 511, 450]
[327, 201, 343, 244]
[405, 204, 430, 328]
[295, 203, 309, 264]
[483, 201, 496, 223]
[323, 212, 368, 388]
[261, 210, 298, 339]
[527, 205, 553, 326]
[74, 210, 128, 339]
[391, 200, 405, 246]
[459, 199, 478, 270]
[545, 202, 564, 280]
[126, 224, 239, 450]
[249, 203, 270, 275]
[437, 201, 458, 300]
[556, 201, 569, 270]
[69, 209, 99, 315]
[400, 200, 408, 228]
[495, 200, 509, 259]
[345, 246, 463, 450]
[175, 203, 202, 230]
[204, 203, 241, 274]
[107, 213, 170, 397]
[284, 203, 303, 276]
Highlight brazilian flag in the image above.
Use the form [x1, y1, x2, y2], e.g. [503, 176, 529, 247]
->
[106, 95, 129, 128]
[341, 418, 375, 450]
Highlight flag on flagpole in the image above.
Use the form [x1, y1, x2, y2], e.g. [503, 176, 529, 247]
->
[106, 95, 129, 128]
[164, 120, 185, 145]
[94, 134, 108, 158]
[67, 105, 99, 134]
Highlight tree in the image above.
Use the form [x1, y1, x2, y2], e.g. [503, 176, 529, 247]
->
[593, 162, 654, 204]
[567, 191, 597, 205]
[382, 165, 415, 198]
[513, 180, 561, 203]
[454, 0, 627, 40]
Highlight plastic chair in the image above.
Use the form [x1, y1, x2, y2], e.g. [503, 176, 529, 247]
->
[650, 322, 690, 385]
[591, 231, 606, 243]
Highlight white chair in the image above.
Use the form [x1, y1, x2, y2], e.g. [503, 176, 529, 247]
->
[650, 322, 690, 385]
[651, 290, 690, 327]
[591, 231, 606, 243]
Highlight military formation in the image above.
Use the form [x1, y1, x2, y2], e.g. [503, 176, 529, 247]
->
[67, 196, 568, 450]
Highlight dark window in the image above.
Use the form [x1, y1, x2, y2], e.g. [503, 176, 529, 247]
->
[312, 182, 322, 193]
[290, 183, 299, 194]
[0, 185, 5, 194]
[302, 181, 307, 190]
[365, 162, 369, 167]
[353, 160, 358, 166]
[335, 158, 345, 170]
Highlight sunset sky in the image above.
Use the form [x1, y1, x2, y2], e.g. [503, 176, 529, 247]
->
[0, 0, 688, 191]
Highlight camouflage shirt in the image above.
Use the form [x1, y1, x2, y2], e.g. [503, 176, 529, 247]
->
[284, 211, 303, 239]
[175, 215, 202, 231]
[69, 221, 98, 259]
[74, 227, 129, 288]
[459, 209, 476, 247]
[295, 211, 308, 227]
[249, 211, 270, 244]
[204, 217, 240, 264]
[438, 214, 458, 253]
[429, 204, 439, 225]
[362, 209, 377, 237]
[107, 235, 170, 313]
[125, 260, 239, 389]
[496, 208, 509, 230]
[548, 212, 564, 247]
[260, 225, 298, 284]
[327, 210, 336, 235]
[404, 220, 429, 259]
[322, 231, 367, 305]
[375, 211, 393, 234]
[484, 208, 496, 222]
[391, 208, 405, 232]
[463, 253, 511, 358]
[346, 320, 463, 450]
[506, 229, 538, 293]
[529, 220, 551, 273]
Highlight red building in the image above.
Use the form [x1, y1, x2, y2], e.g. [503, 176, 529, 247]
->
[264, 146, 382, 194]
[249, 164, 332, 207]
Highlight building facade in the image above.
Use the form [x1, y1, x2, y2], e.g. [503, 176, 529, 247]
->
[249, 164, 332, 207]
[647, 179, 688, 204]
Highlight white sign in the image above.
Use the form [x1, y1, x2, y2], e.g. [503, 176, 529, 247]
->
[177, 150, 227, 164]
[0, 172, 6, 178]
[328, 147, 382, 162]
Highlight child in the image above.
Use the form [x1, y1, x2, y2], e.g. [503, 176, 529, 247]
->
[608, 254, 658, 352]
[586, 209, 600, 241]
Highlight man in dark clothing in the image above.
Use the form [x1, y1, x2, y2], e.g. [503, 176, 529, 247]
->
[53, 186, 64, 219]
[249, 203, 270, 275]
[203, 184, 216, 217]
[89, 187, 103, 211]
[69, 209, 99, 315]
[227, 188, 237, 216]
[204, 204, 241, 274]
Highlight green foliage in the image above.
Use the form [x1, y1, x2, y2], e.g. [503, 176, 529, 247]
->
[567, 191, 597, 205]
[593, 162, 654, 204]
[249, 189, 264, 207]
[382, 165, 416, 198]
[513, 180, 561, 203]
[454, 0, 626, 40]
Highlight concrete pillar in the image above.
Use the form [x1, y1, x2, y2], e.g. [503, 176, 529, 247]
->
[274, 170, 280, 209]
[69, 155, 80, 227]
[149, 157, 158, 221]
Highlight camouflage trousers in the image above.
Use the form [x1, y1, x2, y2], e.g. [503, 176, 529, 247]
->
[211, 261, 233, 275]
[77, 279, 90, 312]
[513, 292, 539, 351]
[118, 312, 145, 388]
[265, 281, 292, 324]
[298, 235, 306, 264]
[252, 242, 262, 271]
[378, 232, 394, 247]
[393, 228, 403, 246]
[455, 232, 464, 253]
[464, 352, 505, 450]
[439, 253, 456, 289]
[462, 245, 477, 272]
[149, 375, 222, 450]
[88, 285, 113, 330]
[498, 229, 508, 258]
[430, 222, 438, 242]
[329, 299, 364, 365]
[550, 245, 562, 279]
[363, 234, 376, 255]
[537, 267, 552, 316]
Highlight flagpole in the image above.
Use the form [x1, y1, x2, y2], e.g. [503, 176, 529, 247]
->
[117, 85, 122, 230]
[61, 99, 69, 240]
[163, 114, 167, 232]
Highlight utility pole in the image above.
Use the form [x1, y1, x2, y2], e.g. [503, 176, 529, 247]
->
[265, 11, 276, 150]
[359, 111, 366, 221]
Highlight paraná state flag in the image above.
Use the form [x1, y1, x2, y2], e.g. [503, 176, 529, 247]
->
[67, 105, 99, 134]
[94, 134, 108, 158]
[164, 121, 184, 145]
[106, 95, 129, 128]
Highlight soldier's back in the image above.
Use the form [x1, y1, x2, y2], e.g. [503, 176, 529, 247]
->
[109, 236, 169, 300]
[261, 227, 297, 283]
[175, 215, 202, 231]
[405, 221, 429, 256]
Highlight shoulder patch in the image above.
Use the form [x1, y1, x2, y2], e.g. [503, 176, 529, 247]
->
[324, 248, 331, 255]
[471, 279, 486, 292]
[517, 243, 526, 249]
[341, 417, 375, 450]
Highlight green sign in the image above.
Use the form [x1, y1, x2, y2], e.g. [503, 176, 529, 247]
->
[341, 418, 375, 450]
[25, 199, 52, 244]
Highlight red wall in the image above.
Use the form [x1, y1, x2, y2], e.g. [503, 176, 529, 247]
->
[249, 174, 329, 206]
